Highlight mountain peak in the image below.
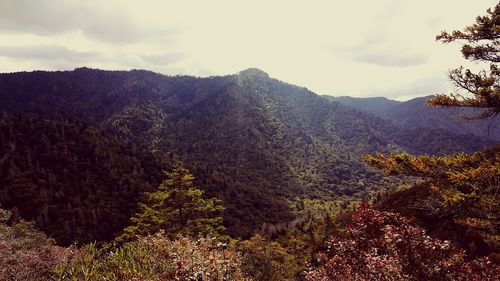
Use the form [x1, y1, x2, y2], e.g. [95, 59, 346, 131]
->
[238, 68, 270, 78]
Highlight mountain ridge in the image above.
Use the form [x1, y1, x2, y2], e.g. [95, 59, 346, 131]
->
[325, 95, 500, 140]
[0, 67, 493, 239]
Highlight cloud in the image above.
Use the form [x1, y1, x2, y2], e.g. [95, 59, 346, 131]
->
[141, 53, 185, 66]
[333, 36, 429, 67]
[352, 50, 428, 67]
[331, 29, 428, 68]
[0, 0, 176, 44]
[0, 45, 100, 62]
[368, 75, 449, 100]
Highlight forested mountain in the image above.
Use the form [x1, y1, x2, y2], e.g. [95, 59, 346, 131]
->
[326, 95, 500, 140]
[0, 67, 492, 240]
[0, 112, 165, 244]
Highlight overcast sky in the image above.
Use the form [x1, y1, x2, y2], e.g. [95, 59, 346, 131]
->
[0, 0, 497, 100]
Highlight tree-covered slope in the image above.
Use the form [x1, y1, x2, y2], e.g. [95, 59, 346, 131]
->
[0, 68, 492, 239]
[0, 112, 164, 244]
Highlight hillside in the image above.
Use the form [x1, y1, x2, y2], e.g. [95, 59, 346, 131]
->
[0, 68, 492, 239]
[326, 95, 500, 140]
[0, 112, 164, 244]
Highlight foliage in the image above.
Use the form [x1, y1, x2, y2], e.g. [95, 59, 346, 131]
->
[118, 162, 225, 241]
[227, 198, 357, 280]
[0, 209, 80, 281]
[239, 234, 299, 281]
[430, 3, 500, 119]
[306, 204, 499, 281]
[54, 232, 252, 281]
[0, 112, 164, 245]
[270, 199, 355, 279]
[365, 145, 500, 253]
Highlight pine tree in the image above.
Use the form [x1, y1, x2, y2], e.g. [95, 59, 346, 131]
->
[118, 162, 225, 241]
[428, 3, 500, 119]
[366, 3, 500, 256]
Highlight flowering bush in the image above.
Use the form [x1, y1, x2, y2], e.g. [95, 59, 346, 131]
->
[306, 203, 499, 281]
[54, 231, 252, 281]
[0, 219, 79, 281]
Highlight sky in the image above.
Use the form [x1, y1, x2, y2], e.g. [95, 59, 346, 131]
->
[0, 0, 497, 100]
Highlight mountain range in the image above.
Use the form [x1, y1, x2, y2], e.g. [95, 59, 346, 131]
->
[325, 96, 500, 141]
[0, 67, 493, 242]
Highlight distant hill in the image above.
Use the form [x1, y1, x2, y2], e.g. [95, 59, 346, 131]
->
[326, 95, 500, 140]
[0, 68, 492, 240]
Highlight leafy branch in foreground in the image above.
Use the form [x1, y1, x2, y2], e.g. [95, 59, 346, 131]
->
[364, 145, 499, 251]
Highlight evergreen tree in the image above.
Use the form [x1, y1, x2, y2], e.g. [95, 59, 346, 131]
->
[429, 3, 500, 119]
[118, 162, 225, 241]
[366, 3, 500, 256]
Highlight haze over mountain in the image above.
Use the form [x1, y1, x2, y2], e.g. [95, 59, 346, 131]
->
[327, 95, 500, 141]
[0, 67, 491, 242]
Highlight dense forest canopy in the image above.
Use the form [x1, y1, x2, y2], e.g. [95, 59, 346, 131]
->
[0, 66, 492, 240]
[0, 112, 165, 244]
